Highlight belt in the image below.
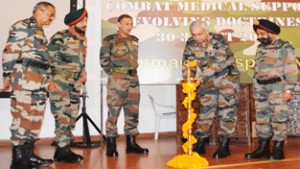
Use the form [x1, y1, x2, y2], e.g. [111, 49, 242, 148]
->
[214, 66, 232, 77]
[112, 67, 137, 76]
[257, 77, 282, 85]
[16, 59, 50, 70]
[52, 69, 81, 79]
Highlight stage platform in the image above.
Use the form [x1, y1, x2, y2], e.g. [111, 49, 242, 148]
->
[0, 136, 300, 169]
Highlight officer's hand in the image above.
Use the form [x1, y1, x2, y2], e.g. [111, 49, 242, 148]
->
[79, 72, 87, 84]
[0, 77, 11, 91]
[48, 80, 58, 93]
[283, 90, 293, 102]
[194, 77, 202, 86]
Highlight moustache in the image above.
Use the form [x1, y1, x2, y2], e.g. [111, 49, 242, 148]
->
[74, 26, 86, 35]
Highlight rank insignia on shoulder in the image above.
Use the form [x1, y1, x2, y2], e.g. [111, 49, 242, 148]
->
[214, 34, 221, 40]
[114, 42, 125, 47]
[132, 41, 138, 46]
[23, 19, 36, 28]
[59, 30, 67, 33]
[207, 46, 213, 53]
[265, 49, 273, 53]
[193, 49, 203, 53]
[68, 41, 78, 45]
[23, 19, 30, 25]
[131, 35, 139, 41]
[36, 31, 43, 35]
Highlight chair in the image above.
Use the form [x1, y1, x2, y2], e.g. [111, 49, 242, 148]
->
[148, 95, 176, 140]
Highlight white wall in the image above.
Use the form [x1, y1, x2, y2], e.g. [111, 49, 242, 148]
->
[101, 85, 176, 136]
[0, 0, 176, 141]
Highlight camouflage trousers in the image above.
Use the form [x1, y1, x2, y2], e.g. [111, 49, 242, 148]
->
[106, 72, 140, 137]
[195, 73, 240, 138]
[253, 80, 289, 141]
[50, 75, 82, 148]
[10, 63, 48, 146]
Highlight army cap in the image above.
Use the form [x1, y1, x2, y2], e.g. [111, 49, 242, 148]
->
[253, 19, 280, 34]
[64, 8, 87, 26]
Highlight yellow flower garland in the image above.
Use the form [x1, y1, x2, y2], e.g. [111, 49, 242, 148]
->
[167, 79, 209, 168]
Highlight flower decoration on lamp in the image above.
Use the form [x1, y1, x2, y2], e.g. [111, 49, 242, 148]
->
[167, 59, 208, 168]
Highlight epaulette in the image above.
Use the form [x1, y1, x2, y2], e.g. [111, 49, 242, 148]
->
[22, 18, 36, 28]
[213, 33, 224, 40]
[130, 35, 139, 42]
[50, 31, 65, 42]
[277, 39, 291, 46]
[103, 34, 117, 42]
[271, 39, 285, 48]
[282, 40, 294, 50]
[54, 30, 68, 38]
[50, 34, 64, 45]
[59, 30, 68, 34]
[22, 19, 30, 26]
[187, 37, 194, 42]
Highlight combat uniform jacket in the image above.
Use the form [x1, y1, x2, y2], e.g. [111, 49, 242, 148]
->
[182, 32, 239, 82]
[254, 38, 298, 91]
[48, 29, 86, 74]
[100, 33, 139, 75]
[2, 17, 51, 89]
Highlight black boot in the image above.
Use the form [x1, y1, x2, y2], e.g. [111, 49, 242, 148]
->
[193, 137, 208, 155]
[126, 135, 149, 154]
[54, 146, 83, 163]
[24, 142, 53, 167]
[270, 141, 285, 160]
[106, 137, 118, 157]
[245, 138, 270, 159]
[10, 145, 38, 169]
[213, 137, 231, 158]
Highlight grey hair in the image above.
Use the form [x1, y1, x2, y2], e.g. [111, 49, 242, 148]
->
[33, 1, 55, 13]
[190, 20, 208, 32]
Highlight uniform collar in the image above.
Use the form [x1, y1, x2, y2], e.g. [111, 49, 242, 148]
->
[116, 31, 131, 40]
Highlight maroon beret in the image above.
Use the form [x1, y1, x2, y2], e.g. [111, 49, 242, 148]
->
[253, 19, 280, 34]
[64, 8, 87, 26]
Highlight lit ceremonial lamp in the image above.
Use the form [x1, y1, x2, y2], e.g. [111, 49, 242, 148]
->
[167, 59, 208, 168]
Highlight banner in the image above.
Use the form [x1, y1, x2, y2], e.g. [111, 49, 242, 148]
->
[101, 0, 300, 84]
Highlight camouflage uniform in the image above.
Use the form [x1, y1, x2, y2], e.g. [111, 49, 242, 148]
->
[48, 29, 86, 148]
[100, 33, 140, 137]
[2, 17, 51, 146]
[254, 38, 298, 141]
[182, 32, 240, 139]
